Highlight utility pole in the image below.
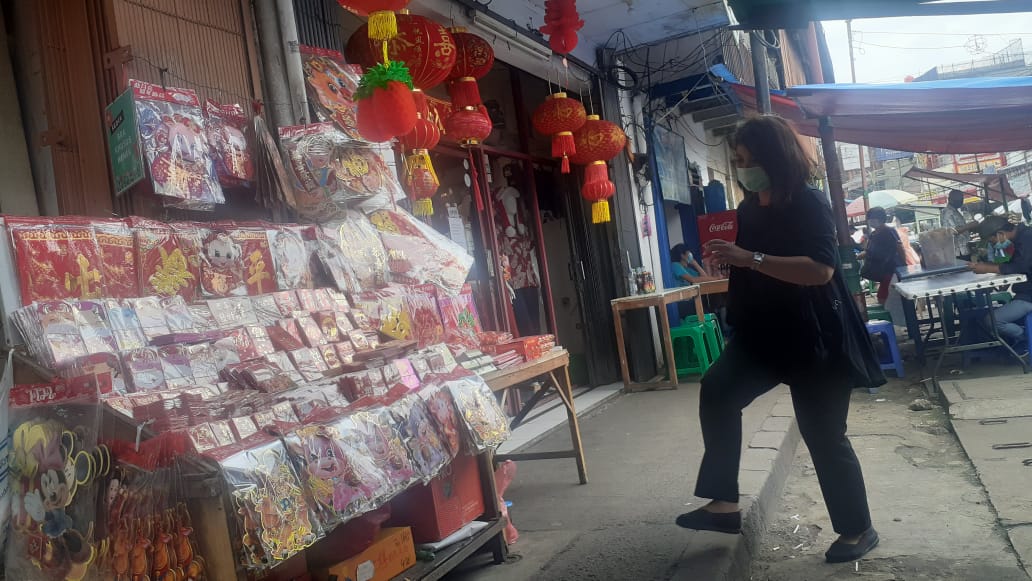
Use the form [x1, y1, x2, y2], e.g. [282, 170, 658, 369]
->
[751, 31, 772, 114]
[846, 20, 869, 212]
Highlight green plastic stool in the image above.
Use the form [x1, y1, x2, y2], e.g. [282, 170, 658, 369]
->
[867, 307, 892, 323]
[683, 314, 725, 361]
[991, 291, 1013, 305]
[670, 324, 712, 376]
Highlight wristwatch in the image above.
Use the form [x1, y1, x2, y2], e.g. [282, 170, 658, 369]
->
[751, 252, 766, 271]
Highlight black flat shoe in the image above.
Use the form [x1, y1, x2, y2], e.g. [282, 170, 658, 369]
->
[675, 508, 742, 534]
[825, 528, 879, 563]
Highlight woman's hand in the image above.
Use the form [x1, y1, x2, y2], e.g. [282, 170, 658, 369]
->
[704, 240, 752, 268]
[969, 262, 998, 275]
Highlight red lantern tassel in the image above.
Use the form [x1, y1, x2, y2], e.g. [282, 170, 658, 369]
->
[447, 78, 483, 108]
[552, 131, 575, 159]
[561, 155, 570, 174]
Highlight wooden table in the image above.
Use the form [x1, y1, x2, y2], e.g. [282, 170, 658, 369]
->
[481, 349, 588, 485]
[610, 286, 704, 392]
[699, 278, 730, 299]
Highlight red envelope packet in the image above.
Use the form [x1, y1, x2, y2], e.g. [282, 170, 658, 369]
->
[93, 218, 139, 298]
[133, 218, 198, 300]
[230, 227, 276, 296]
[9, 218, 106, 305]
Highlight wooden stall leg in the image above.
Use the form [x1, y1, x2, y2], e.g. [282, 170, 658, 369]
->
[694, 292, 706, 322]
[551, 369, 588, 484]
[611, 304, 632, 390]
[478, 451, 509, 564]
[657, 305, 679, 388]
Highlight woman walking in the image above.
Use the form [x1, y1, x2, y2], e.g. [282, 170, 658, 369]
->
[676, 116, 885, 564]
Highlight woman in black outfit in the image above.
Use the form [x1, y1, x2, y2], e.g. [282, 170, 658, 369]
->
[676, 116, 885, 564]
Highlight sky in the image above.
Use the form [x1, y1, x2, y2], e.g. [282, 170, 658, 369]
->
[821, 12, 1032, 84]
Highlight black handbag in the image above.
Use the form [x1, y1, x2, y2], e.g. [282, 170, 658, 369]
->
[806, 273, 887, 390]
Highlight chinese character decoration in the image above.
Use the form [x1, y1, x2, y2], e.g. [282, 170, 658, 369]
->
[444, 27, 494, 110]
[570, 114, 627, 223]
[532, 93, 587, 173]
[540, 0, 584, 55]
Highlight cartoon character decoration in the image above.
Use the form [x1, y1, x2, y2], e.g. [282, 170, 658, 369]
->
[391, 394, 450, 480]
[201, 232, 246, 297]
[300, 46, 364, 141]
[352, 409, 416, 492]
[205, 99, 254, 187]
[9, 419, 108, 581]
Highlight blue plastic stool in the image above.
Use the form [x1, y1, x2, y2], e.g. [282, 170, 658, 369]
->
[866, 320, 904, 381]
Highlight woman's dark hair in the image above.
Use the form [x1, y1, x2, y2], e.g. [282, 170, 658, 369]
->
[731, 115, 815, 204]
[867, 206, 888, 222]
[670, 243, 688, 262]
[977, 215, 1016, 240]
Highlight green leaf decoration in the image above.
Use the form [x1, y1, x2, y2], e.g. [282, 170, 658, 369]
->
[355, 60, 414, 100]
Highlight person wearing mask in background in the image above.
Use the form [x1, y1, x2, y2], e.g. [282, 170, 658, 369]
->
[670, 243, 718, 320]
[676, 115, 884, 565]
[941, 189, 978, 261]
[860, 206, 905, 305]
[971, 216, 1032, 354]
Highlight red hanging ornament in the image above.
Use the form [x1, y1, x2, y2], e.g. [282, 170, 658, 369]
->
[337, 0, 411, 42]
[445, 105, 493, 148]
[354, 61, 417, 142]
[581, 161, 615, 223]
[345, 11, 457, 91]
[446, 27, 495, 109]
[539, 0, 584, 55]
[568, 115, 627, 165]
[532, 92, 587, 173]
[400, 91, 442, 215]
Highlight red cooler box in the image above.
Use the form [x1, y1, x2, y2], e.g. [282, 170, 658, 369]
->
[389, 453, 485, 543]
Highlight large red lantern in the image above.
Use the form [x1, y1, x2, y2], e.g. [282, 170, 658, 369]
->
[338, 0, 410, 41]
[568, 115, 627, 165]
[345, 12, 456, 91]
[445, 105, 492, 148]
[400, 91, 442, 215]
[532, 92, 587, 173]
[540, 0, 584, 55]
[445, 27, 495, 109]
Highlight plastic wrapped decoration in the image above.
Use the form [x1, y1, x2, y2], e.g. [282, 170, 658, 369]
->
[436, 283, 483, 352]
[205, 98, 254, 187]
[445, 373, 511, 452]
[319, 211, 391, 294]
[132, 218, 201, 301]
[8, 217, 107, 305]
[389, 392, 451, 481]
[207, 435, 321, 568]
[130, 80, 225, 210]
[268, 226, 314, 291]
[369, 208, 473, 296]
[351, 406, 417, 495]
[229, 225, 277, 296]
[7, 380, 108, 581]
[284, 417, 393, 529]
[92, 218, 139, 299]
[200, 229, 248, 297]
[405, 284, 445, 348]
[300, 46, 364, 141]
[417, 383, 462, 457]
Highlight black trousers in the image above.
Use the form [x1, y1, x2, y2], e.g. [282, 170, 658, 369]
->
[694, 341, 873, 536]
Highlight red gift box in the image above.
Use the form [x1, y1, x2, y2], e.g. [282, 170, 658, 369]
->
[388, 454, 484, 543]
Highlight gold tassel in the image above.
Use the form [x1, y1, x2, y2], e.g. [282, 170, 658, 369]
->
[414, 198, 434, 217]
[407, 149, 439, 185]
[368, 11, 398, 43]
[592, 200, 611, 223]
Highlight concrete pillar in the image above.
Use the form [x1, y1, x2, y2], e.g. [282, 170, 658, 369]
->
[0, 6, 41, 216]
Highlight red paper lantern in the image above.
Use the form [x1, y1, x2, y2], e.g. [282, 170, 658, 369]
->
[540, 0, 584, 55]
[445, 105, 493, 148]
[400, 91, 442, 215]
[446, 27, 495, 109]
[345, 12, 457, 91]
[582, 161, 615, 223]
[532, 92, 587, 173]
[568, 115, 627, 165]
[354, 62, 417, 142]
[338, 0, 411, 41]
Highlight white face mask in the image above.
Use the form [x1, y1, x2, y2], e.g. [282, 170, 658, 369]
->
[738, 165, 771, 193]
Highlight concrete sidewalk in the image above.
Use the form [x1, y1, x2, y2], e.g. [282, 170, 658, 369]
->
[448, 382, 799, 581]
[940, 368, 1032, 579]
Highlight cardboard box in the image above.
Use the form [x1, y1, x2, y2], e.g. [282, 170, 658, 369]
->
[389, 453, 485, 543]
[317, 527, 416, 581]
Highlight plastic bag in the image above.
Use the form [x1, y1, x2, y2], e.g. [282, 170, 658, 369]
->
[131, 79, 224, 210]
[319, 212, 390, 293]
[446, 373, 510, 452]
[268, 226, 314, 291]
[417, 383, 462, 458]
[369, 208, 474, 296]
[92, 218, 139, 299]
[406, 285, 445, 348]
[389, 393, 451, 482]
[351, 406, 417, 495]
[205, 98, 254, 187]
[300, 46, 364, 141]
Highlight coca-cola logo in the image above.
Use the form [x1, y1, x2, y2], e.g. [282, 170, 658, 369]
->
[708, 221, 735, 233]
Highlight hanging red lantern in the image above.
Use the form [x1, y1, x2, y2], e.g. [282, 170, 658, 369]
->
[540, 0, 584, 55]
[445, 105, 493, 148]
[581, 161, 616, 223]
[345, 12, 456, 91]
[568, 115, 627, 165]
[532, 92, 587, 173]
[354, 61, 417, 142]
[337, 0, 411, 42]
[445, 27, 495, 109]
[400, 91, 442, 215]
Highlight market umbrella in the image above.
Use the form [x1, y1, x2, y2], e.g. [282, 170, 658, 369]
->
[846, 189, 918, 218]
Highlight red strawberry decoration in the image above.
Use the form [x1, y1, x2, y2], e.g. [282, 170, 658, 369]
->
[354, 61, 417, 142]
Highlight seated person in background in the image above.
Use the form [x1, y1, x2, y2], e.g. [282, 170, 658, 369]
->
[671, 243, 718, 286]
[971, 216, 1032, 351]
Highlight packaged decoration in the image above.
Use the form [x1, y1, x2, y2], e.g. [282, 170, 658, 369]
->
[405, 284, 445, 348]
[418, 383, 462, 457]
[28, 301, 88, 368]
[370, 208, 474, 296]
[103, 298, 148, 351]
[446, 373, 511, 452]
[437, 284, 483, 352]
[208, 435, 320, 568]
[74, 300, 118, 355]
[319, 211, 390, 294]
[8, 217, 107, 305]
[169, 221, 210, 300]
[268, 226, 314, 291]
[200, 229, 248, 297]
[133, 218, 199, 300]
[122, 347, 168, 392]
[130, 79, 225, 210]
[389, 392, 451, 481]
[351, 406, 417, 494]
[205, 98, 254, 187]
[300, 46, 364, 141]
[230, 225, 277, 296]
[7, 381, 107, 581]
[92, 218, 139, 298]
